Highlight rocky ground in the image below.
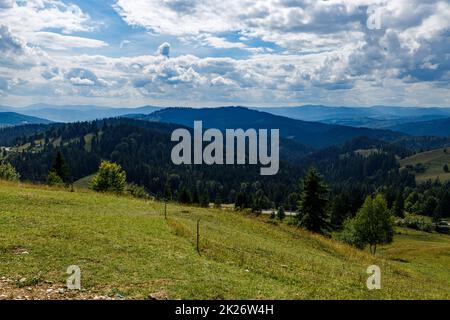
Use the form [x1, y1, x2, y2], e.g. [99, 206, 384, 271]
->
[0, 277, 119, 300]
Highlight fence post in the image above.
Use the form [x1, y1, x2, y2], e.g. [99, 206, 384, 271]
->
[164, 200, 167, 220]
[196, 219, 201, 255]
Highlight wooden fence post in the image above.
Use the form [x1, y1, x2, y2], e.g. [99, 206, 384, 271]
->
[196, 219, 201, 255]
[164, 200, 167, 220]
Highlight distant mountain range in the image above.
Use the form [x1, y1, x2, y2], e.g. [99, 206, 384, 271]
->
[388, 118, 450, 137]
[1, 103, 450, 129]
[1, 103, 450, 139]
[0, 112, 52, 127]
[253, 105, 450, 129]
[128, 107, 403, 148]
[0, 104, 161, 122]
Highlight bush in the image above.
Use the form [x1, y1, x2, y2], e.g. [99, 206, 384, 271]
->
[0, 162, 20, 181]
[47, 171, 63, 186]
[91, 161, 126, 194]
[127, 183, 150, 199]
[339, 218, 365, 249]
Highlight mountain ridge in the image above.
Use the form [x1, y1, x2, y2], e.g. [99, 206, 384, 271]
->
[128, 106, 404, 148]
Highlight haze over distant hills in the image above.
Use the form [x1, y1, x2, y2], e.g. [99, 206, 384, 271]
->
[388, 118, 450, 137]
[1, 104, 450, 139]
[0, 104, 161, 123]
[253, 105, 450, 129]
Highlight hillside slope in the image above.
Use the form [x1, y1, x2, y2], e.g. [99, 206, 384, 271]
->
[400, 148, 450, 183]
[0, 181, 448, 299]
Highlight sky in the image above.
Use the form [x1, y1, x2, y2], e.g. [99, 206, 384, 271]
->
[0, 0, 449, 108]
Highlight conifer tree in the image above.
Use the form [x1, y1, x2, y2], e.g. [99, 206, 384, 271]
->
[296, 168, 329, 234]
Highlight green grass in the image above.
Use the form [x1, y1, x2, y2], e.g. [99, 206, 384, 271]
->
[400, 148, 450, 183]
[0, 181, 449, 299]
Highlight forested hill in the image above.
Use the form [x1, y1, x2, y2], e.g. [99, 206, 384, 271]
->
[0, 112, 52, 127]
[128, 107, 404, 148]
[1, 117, 422, 216]
[3, 118, 312, 203]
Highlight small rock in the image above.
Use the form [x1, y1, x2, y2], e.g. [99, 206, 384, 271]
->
[46, 288, 53, 293]
[148, 291, 168, 300]
[58, 288, 65, 294]
[19, 277, 27, 283]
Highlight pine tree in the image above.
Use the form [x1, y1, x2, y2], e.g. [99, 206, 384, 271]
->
[277, 206, 286, 221]
[50, 151, 70, 183]
[296, 168, 329, 234]
[393, 192, 405, 217]
[443, 164, 449, 173]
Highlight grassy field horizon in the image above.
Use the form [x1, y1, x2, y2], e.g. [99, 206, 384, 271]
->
[0, 181, 449, 300]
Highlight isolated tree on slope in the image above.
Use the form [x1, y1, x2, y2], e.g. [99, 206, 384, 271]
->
[341, 194, 394, 255]
[296, 168, 330, 234]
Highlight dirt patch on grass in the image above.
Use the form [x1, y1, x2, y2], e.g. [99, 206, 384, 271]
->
[0, 277, 119, 300]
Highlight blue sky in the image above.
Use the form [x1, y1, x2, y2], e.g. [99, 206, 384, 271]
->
[0, 0, 449, 107]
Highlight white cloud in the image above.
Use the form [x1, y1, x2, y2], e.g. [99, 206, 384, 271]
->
[0, 0, 102, 49]
[0, 0, 448, 107]
[30, 32, 107, 50]
[0, 25, 45, 68]
[157, 42, 171, 57]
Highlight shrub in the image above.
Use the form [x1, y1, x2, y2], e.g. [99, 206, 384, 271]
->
[127, 183, 150, 199]
[0, 162, 20, 181]
[47, 171, 63, 186]
[277, 206, 286, 221]
[91, 161, 126, 194]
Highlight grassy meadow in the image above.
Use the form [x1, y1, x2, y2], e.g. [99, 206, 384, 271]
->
[400, 148, 450, 183]
[0, 181, 449, 299]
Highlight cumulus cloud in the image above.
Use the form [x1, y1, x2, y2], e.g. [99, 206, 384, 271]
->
[0, 0, 101, 50]
[157, 42, 171, 57]
[0, 25, 44, 68]
[0, 0, 448, 107]
[65, 68, 107, 87]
